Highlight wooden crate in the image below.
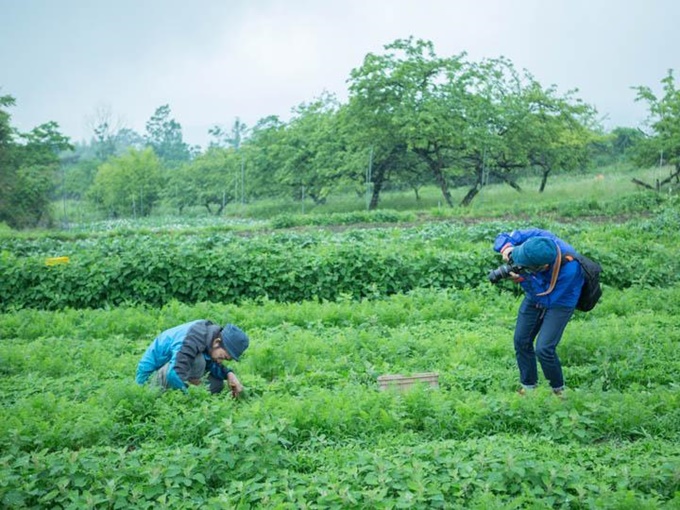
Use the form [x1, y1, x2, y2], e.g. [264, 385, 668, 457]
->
[377, 372, 439, 392]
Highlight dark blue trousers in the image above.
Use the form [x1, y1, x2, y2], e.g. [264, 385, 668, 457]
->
[514, 297, 575, 390]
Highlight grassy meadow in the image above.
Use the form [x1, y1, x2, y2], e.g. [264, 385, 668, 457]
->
[1, 165, 680, 508]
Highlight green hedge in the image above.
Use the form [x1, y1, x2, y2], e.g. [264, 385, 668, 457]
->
[1, 218, 679, 311]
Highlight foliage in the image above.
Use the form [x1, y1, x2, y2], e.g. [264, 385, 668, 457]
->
[0, 95, 72, 229]
[634, 69, 680, 170]
[144, 104, 191, 167]
[1, 210, 680, 311]
[29, 39, 613, 221]
[346, 38, 599, 208]
[88, 148, 163, 218]
[1, 283, 679, 507]
[165, 147, 241, 215]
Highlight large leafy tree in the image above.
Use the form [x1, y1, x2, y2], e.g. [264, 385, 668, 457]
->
[88, 148, 162, 217]
[0, 94, 72, 228]
[241, 115, 288, 199]
[467, 63, 598, 198]
[166, 147, 240, 215]
[634, 69, 680, 177]
[276, 93, 349, 205]
[348, 38, 468, 207]
[348, 38, 597, 207]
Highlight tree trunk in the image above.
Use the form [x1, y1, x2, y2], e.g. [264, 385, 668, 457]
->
[460, 184, 480, 206]
[413, 146, 453, 207]
[539, 168, 550, 193]
[431, 163, 453, 207]
[369, 162, 387, 210]
[368, 145, 405, 210]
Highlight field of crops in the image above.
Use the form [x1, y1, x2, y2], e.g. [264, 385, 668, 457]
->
[1, 196, 680, 508]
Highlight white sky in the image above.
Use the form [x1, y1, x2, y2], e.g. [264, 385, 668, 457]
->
[1, 0, 679, 148]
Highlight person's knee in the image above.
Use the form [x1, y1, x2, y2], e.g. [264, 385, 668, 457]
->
[536, 344, 555, 361]
[514, 337, 533, 352]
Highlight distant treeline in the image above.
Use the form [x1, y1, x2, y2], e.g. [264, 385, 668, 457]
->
[2, 38, 678, 229]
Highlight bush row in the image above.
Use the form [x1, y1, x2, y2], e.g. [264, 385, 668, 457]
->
[2, 237, 679, 311]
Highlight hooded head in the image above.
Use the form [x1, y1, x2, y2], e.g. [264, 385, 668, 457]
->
[512, 237, 557, 267]
[219, 324, 249, 361]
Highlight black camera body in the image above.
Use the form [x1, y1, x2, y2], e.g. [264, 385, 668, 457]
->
[488, 263, 524, 284]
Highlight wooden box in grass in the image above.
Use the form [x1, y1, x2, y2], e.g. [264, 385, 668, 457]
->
[377, 372, 439, 392]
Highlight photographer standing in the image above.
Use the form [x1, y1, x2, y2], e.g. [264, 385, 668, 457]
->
[492, 228, 585, 397]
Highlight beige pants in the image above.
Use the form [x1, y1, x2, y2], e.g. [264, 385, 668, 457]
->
[155, 356, 206, 389]
[155, 356, 225, 393]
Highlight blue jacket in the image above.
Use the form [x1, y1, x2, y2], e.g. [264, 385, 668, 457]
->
[135, 320, 231, 391]
[493, 228, 585, 309]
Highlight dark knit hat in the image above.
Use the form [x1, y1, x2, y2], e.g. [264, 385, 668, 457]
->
[220, 324, 249, 361]
[512, 237, 557, 267]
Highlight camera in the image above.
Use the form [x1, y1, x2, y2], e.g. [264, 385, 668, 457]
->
[488, 263, 524, 284]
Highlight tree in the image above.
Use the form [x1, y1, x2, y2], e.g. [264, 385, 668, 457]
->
[166, 147, 240, 215]
[241, 115, 288, 199]
[509, 79, 598, 193]
[276, 93, 349, 205]
[0, 94, 17, 215]
[634, 69, 680, 178]
[144, 104, 190, 167]
[348, 38, 598, 207]
[88, 148, 163, 217]
[347, 38, 461, 207]
[0, 94, 73, 229]
[86, 105, 125, 161]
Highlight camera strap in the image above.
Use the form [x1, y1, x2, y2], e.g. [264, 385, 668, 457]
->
[536, 243, 562, 297]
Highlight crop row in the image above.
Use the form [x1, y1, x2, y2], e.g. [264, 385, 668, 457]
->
[2, 216, 679, 311]
[2, 435, 678, 508]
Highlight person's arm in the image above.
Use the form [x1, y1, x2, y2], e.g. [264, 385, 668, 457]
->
[135, 341, 160, 384]
[226, 372, 244, 397]
[208, 362, 232, 380]
[170, 324, 208, 387]
[164, 352, 189, 390]
[207, 362, 243, 396]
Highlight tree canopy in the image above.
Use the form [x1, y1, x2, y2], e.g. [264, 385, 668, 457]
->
[0, 95, 72, 228]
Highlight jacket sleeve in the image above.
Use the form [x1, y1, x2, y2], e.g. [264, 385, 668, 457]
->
[207, 361, 232, 380]
[165, 352, 189, 390]
[171, 322, 211, 386]
[493, 228, 554, 254]
[206, 361, 233, 394]
[135, 344, 158, 385]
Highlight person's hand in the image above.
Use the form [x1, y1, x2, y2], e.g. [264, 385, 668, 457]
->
[501, 246, 514, 262]
[188, 378, 202, 386]
[508, 271, 523, 283]
[227, 372, 244, 398]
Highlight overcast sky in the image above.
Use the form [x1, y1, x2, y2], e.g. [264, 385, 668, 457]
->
[2, 0, 679, 148]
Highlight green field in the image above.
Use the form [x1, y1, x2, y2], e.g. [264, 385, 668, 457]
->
[1, 170, 680, 508]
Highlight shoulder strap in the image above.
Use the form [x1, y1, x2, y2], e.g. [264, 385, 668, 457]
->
[536, 243, 562, 297]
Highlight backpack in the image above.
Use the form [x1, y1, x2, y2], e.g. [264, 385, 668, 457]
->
[572, 254, 603, 312]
